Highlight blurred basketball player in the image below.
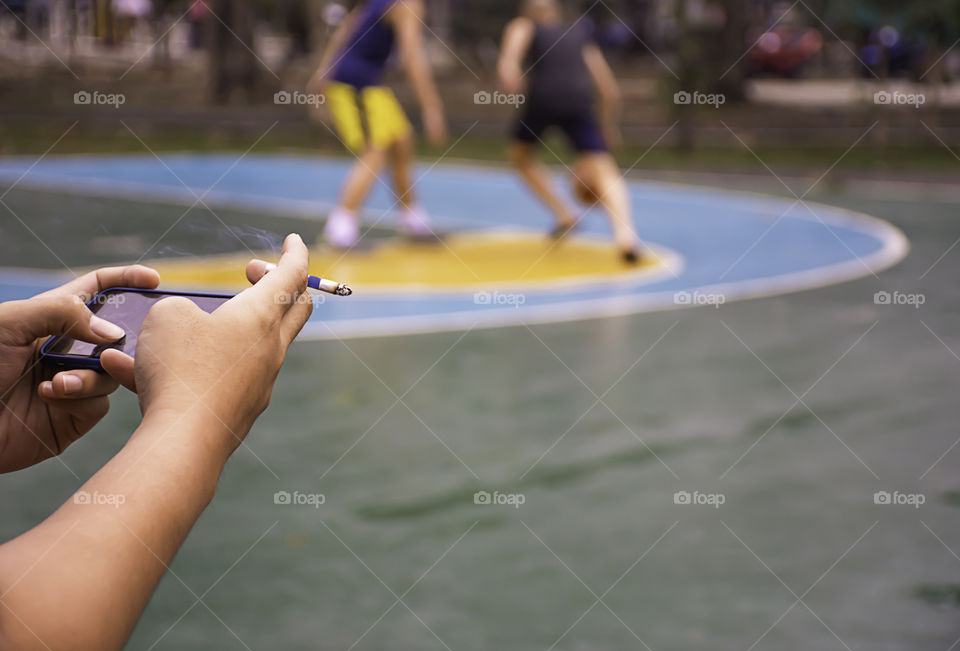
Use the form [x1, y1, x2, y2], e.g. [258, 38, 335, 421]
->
[498, 0, 642, 263]
[308, 0, 447, 248]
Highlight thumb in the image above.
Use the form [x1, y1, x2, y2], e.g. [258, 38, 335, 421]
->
[100, 349, 137, 393]
[0, 294, 126, 347]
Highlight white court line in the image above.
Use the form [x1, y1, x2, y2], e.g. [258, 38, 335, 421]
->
[0, 158, 909, 341]
[297, 219, 907, 342]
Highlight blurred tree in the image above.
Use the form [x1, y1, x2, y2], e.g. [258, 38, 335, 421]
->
[673, 0, 695, 152]
[92, 0, 118, 46]
[717, 0, 748, 100]
[252, 0, 313, 60]
[285, 0, 313, 61]
[824, 0, 960, 42]
[669, 0, 747, 152]
[151, 0, 182, 73]
[208, 0, 259, 103]
[823, 0, 960, 78]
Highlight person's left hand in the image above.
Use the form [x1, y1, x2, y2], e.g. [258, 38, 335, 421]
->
[0, 265, 159, 473]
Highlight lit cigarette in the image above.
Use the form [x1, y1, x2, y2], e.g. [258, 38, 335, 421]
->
[308, 275, 353, 296]
[264, 263, 353, 297]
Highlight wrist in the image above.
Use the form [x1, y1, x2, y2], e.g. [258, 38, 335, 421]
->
[136, 402, 237, 470]
[99, 406, 228, 521]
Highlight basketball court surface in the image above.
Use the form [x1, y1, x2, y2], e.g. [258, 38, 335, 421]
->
[0, 155, 957, 650]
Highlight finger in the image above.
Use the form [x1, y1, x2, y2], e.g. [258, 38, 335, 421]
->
[279, 291, 315, 345]
[41, 395, 111, 442]
[241, 234, 309, 316]
[43, 265, 160, 302]
[245, 258, 270, 286]
[147, 295, 207, 323]
[0, 293, 126, 347]
[38, 370, 118, 400]
[100, 349, 137, 393]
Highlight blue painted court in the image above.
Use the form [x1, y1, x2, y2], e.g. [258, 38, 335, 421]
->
[0, 155, 907, 339]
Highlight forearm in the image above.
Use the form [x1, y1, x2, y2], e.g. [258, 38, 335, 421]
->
[584, 45, 621, 124]
[0, 408, 229, 650]
[309, 16, 354, 90]
[497, 19, 532, 94]
[405, 53, 443, 113]
[599, 94, 621, 127]
[496, 58, 521, 90]
[392, 2, 442, 113]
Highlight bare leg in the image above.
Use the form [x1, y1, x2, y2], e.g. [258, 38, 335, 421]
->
[388, 134, 435, 237]
[324, 147, 390, 247]
[338, 147, 389, 212]
[508, 142, 575, 231]
[388, 134, 416, 209]
[572, 153, 639, 256]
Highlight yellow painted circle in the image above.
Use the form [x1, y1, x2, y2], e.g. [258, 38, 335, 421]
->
[145, 231, 662, 293]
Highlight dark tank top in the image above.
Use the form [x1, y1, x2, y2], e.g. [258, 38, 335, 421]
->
[525, 21, 595, 113]
[332, 0, 398, 88]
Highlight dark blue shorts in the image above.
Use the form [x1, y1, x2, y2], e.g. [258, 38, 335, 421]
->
[512, 107, 607, 153]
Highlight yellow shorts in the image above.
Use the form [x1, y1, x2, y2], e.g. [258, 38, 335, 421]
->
[326, 81, 412, 152]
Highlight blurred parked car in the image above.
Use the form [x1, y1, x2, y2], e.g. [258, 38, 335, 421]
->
[747, 24, 824, 77]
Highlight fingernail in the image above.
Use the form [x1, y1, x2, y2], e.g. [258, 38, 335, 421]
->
[265, 263, 278, 272]
[61, 374, 83, 394]
[90, 316, 125, 340]
[39, 381, 54, 398]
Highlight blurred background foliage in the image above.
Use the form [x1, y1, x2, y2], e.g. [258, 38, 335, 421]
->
[1, 0, 959, 166]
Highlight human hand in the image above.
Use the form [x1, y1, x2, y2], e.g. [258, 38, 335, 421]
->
[422, 103, 448, 147]
[120, 234, 314, 457]
[0, 265, 160, 473]
[305, 77, 331, 125]
[305, 64, 330, 98]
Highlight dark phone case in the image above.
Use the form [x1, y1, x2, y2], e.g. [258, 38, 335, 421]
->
[39, 287, 235, 372]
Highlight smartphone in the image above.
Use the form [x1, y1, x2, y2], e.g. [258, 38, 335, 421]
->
[40, 288, 234, 371]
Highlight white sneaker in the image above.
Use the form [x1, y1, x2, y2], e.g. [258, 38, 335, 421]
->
[324, 208, 359, 248]
[400, 204, 433, 238]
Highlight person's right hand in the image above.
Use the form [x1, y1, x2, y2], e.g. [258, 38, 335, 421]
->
[305, 67, 329, 98]
[603, 121, 623, 151]
[422, 103, 448, 147]
[304, 74, 330, 125]
[102, 234, 315, 455]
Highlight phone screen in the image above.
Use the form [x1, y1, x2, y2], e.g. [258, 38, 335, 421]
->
[46, 290, 232, 360]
